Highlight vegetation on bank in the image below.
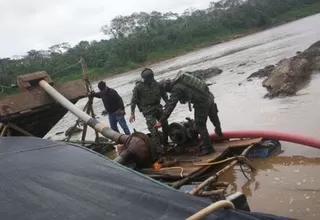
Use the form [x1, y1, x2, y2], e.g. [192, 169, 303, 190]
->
[1, 0, 320, 95]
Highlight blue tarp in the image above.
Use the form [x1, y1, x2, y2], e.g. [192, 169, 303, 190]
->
[0, 137, 292, 220]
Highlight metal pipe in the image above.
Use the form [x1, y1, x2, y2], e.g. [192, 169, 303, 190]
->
[39, 80, 126, 143]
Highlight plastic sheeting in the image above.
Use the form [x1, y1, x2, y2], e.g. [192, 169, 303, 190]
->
[0, 137, 292, 220]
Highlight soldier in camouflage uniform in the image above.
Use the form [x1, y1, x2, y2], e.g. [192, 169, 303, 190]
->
[129, 68, 169, 155]
[155, 71, 223, 156]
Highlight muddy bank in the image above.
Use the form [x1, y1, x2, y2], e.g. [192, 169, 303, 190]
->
[247, 40, 320, 98]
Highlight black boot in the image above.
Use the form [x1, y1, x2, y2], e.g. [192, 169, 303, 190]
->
[198, 146, 214, 156]
[198, 148, 213, 157]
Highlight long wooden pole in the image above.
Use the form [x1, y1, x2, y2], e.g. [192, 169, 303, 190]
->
[189, 145, 255, 195]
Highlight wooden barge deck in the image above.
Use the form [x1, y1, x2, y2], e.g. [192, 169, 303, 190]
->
[0, 71, 87, 137]
[139, 138, 266, 190]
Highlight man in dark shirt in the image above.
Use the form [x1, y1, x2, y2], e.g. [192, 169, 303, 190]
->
[91, 81, 131, 135]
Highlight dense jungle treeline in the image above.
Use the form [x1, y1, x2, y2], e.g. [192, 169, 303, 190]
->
[1, 0, 320, 95]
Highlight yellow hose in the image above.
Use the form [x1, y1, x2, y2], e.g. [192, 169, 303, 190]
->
[157, 156, 250, 178]
[192, 157, 238, 166]
[186, 200, 235, 220]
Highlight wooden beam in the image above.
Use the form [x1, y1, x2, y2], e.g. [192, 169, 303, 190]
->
[7, 123, 34, 136]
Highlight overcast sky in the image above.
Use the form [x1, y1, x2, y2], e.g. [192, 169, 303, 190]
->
[0, 0, 212, 58]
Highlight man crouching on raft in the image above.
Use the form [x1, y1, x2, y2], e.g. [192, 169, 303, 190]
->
[154, 71, 223, 156]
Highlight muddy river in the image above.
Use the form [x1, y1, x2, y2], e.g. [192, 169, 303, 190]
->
[45, 14, 320, 220]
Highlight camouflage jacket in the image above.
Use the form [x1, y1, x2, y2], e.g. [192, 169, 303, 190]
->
[131, 80, 168, 115]
[159, 83, 212, 123]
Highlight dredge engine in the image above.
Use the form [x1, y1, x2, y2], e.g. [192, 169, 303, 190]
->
[168, 117, 199, 146]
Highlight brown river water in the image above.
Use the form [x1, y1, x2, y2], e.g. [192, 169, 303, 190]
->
[45, 14, 320, 220]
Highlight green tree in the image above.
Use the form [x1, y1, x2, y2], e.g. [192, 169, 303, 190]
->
[1, 0, 319, 95]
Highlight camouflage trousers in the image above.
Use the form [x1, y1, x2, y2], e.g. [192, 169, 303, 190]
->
[194, 95, 221, 150]
[144, 108, 169, 154]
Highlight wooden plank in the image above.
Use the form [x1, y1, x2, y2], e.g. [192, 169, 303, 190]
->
[143, 138, 263, 177]
[213, 138, 262, 150]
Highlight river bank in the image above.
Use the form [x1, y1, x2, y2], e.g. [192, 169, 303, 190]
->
[1, 3, 320, 96]
[55, 3, 320, 84]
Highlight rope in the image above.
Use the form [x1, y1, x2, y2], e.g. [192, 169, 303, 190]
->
[158, 167, 185, 177]
[239, 163, 252, 181]
[192, 156, 239, 166]
[0, 85, 11, 88]
[192, 155, 255, 169]
[51, 61, 81, 76]
[0, 61, 81, 94]
[0, 85, 11, 94]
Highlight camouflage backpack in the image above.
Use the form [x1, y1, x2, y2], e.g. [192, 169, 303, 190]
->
[173, 71, 209, 95]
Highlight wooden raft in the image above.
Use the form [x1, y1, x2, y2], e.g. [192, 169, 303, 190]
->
[140, 138, 262, 180]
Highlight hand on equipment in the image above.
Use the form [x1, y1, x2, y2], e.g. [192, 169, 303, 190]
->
[88, 91, 95, 98]
[215, 127, 223, 137]
[154, 121, 162, 128]
[129, 114, 135, 123]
